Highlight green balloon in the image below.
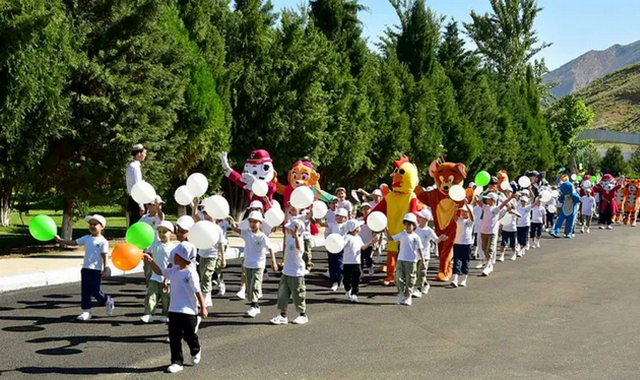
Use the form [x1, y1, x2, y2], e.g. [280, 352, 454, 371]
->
[590, 177, 597, 183]
[29, 215, 57, 241]
[126, 222, 155, 249]
[576, 176, 582, 182]
[475, 171, 491, 187]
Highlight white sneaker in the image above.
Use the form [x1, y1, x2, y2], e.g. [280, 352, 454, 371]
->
[580, 227, 585, 233]
[396, 295, 405, 305]
[304, 269, 310, 276]
[105, 297, 115, 317]
[517, 249, 524, 258]
[460, 277, 468, 287]
[204, 292, 212, 307]
[451, 280, 459, 288]
[599, 225, 605, 229]
[76, 311, 91, 321]
[191, 349, 201, 365]
[536, 241, 541, 248]
[218, 281, 226, 296]
[270, 315, 288, 325]
[166, 364, 183, 373]
[345, 291, 352, 301]
[510, 253, 517, 261]
[246, 307, 261, 318]
[412, 289, 423, 298]
[292, 315, 309, 324]
[401, 296, 412, 306]
[525, 244, 530, 251]
[159, 316, 169, 323]
[338, 283, 344, 291]
[586, 228, 590, 234]
[194, 316, 202, 334]
[498, 254, 505, 262]
[350, 295, 358, 303]
[475, 261, 485, 269]
[422, 283, 430, 294]
[482, 264, 493, 276]
[140, 314, 154, 323]
[237, 287, 246, 300]
[607, 225, 613, 230]
[330, 282, 338, 292]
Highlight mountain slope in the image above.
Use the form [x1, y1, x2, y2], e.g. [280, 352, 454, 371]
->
[575, 62, 640, 131]
[545, 40, 640, 98]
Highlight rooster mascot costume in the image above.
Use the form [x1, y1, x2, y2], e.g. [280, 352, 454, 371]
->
[594, 174, 623, 229]
[369, 156, 419, 286]
[220, 150, 276, 210]
[415, 158, 467, 282]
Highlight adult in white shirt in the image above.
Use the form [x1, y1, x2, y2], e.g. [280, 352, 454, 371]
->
[126, 143, 147, 226]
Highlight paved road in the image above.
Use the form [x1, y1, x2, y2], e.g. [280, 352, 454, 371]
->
[1, 228, 640, 380]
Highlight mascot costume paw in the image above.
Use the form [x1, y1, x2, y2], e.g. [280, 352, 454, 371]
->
[623, 179, 640, 226]
[415, 158, 467, 282]
[369, 156, 419, 286]
[549, 182, 581, 239]
[594, 174, 623, 228]
[220, 150, 276, 210]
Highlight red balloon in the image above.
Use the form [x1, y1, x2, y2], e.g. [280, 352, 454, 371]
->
[111, 243, 143, 271]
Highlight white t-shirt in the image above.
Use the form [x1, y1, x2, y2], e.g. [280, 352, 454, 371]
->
[582, 196, 596, 215]
[162, 265, 201, 315]
[502, 208, 518, 232]
[283, 231, 305, 277]
[516, 205, 532, 227]
[392, 231, 424, 263]
[327, 222, 347, 236]
[473, 206, 483, 233]
[455, 217, 474, 245]
[358, 217, 373, 244]
[337, 200, 353, 216]
[480, 204, 501, 235]
[149, 241, 176, 283]
[531, 205, 545, 224]
[139, 214, 162, 242]
[415, 226, 437, 259]
[76, 235, 109, 271]
[291, 212, 311, 239]
[241, 229, 270, 269]
[197, 223, 227, 259]
[126, 160, 142, 195]
[343, 234, 364, 264]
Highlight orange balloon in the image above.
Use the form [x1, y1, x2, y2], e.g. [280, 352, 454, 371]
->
[111, 243, 143, 271]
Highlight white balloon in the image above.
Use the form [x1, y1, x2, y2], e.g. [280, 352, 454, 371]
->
[312, 201, 328, 219]
[174, 185, 194, 206]
[252, 180, 269, 197]
[367, 211, 387, 232]
[290, 186, 314, 209]
[325, 233, 345, 254]
[203, 195, 229, 219]
[264, 207, 284, 227]
[518, 176, 531, 189]
[271, 200, 281, 210]
[551, 190, 559, 198]
[189, 221, 220, 249]
[448, 185, 466, 202]
[500, 212, 513, 226]
[547, 205, 557, 213]
[186, 173, 208, 198]
[131, 181, 157, 205]
[500, 181, 511, 191]
[474, 186, 484, 195]
[570, 174, 577, 181]
[539, 190, 552, 203]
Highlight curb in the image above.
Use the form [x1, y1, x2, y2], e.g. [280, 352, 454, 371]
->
[0, 237, 325, 294]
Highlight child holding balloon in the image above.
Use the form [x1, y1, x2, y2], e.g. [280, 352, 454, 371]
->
[55, 214, 115, 321]
[415, 208, 446, 296]
[391, 213, 425, 306]
[140, 221, 176, 323]
[342, 219, 378, 302]
[530, 198, 546, 248]
[326, 208, 349, 291]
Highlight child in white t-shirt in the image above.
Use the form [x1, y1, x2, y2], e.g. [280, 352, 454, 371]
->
[515, 194, 533, 257]
[415, 208, 446, 296]
[144, 241, 206, 374]
[56, 214, 114, 321]
[335, 187, 354, 219]
[232, 211, 277, 318]
[452, 202, 475, 288]
[478, 192, 513, 276]
[473, 204, 484, 264]
[326, 208, 348, 290]
[342, 219, 377, 303]
[530, 199, 546, 249]
[391, 213, 425, 306]
[140, 221, 176, 324]
[197, 220, 227, 307]
[580, 189, 596, 234]
[498, 199, 518, 262]
[140, 196, 165, 285]
[358, 202, 376, 275]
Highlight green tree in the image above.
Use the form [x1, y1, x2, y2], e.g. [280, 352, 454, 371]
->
[465, 0, 551, 81]
[0, 0, 72, 226]
[600, 146, 629, 177]
[627, 146, 640, 176]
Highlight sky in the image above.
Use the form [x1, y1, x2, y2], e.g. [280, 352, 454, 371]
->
[268, 0, 640, 71]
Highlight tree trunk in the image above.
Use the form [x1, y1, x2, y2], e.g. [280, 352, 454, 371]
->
[223, 177, 248, 221]
[62, 197, 75, 240]
[568, 152, 578, 176]
[0, 187, 11, 227]
[177, 205, 186, 217]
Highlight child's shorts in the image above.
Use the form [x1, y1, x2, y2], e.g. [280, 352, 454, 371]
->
[501, 231, 516, 248]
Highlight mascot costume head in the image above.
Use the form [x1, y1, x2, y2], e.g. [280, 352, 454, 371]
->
[276, 158, 323, 209]
[623, 179, 640, 226]
[593, 173, 624, 228]
[414, 158, 467, 282]
[220, 149, 277, 210]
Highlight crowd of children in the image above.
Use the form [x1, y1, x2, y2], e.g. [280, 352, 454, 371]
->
[57, 173, 621, 374]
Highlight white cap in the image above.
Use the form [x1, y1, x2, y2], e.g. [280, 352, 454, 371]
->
[402, 213, 417, 225]
[84, 214, 106, 227]
[483, 193, 498, 201]
[285, 219, 304, 231]
[361, 202, 372, 209]
[372, 189, 382, 196]
[147, 196, 164, 204]
[176, 215, 195, 231]
[520, 196, 530, 203]
[345, 219, 364, 232]
[468, 182, 476, 188]
[247, 211, 264, 222]
[336, 208, 348, 217]
[418, 208, 432, 220]
[157, 220, 174, 232]
[173, 241, 196, 262]
[247, 200, 264, 210]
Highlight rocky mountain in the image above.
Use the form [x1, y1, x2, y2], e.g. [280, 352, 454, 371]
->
[545, 40, 640, 98]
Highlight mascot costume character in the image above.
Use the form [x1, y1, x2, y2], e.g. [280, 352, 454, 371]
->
[623, 179, 640, 226]
[415, 158, 467, 282]
[549, 182, 581, 238]
[614, 178, 627, 224]
[276, 158, 322, 206]
[593, 174, 623, 229]
[369, 156, 419, 286]
[220, 150, 276, 210]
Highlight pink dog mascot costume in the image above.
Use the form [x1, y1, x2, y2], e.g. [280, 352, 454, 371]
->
[593, 174, 624, 229]
[220, 150, 277, 210]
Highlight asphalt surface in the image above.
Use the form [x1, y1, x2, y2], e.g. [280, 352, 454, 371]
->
[1, 227, 640, 380]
